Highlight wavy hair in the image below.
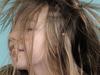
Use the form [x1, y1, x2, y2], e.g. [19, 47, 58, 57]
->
[0, 0, 100, 75]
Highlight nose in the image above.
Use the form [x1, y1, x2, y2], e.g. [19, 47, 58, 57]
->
[18, 38, 25, 52]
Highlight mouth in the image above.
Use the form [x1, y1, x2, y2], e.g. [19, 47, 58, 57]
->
[19, 49, 25, 52]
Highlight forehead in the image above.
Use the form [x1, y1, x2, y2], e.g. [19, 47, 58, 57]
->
[12, 5, 49, 32]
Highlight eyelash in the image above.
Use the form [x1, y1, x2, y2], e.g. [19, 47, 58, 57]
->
[27, 28, 33, 31]
[26, 27, 38, 32]
[27, 28, 33, 30]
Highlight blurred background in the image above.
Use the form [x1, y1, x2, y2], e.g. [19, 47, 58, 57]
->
[0, 0, 100, 68]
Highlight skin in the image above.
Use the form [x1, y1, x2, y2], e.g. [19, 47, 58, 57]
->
[9, 5, 49, 75]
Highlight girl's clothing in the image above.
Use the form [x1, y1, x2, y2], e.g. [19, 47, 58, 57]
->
[0, 64, 28, 75]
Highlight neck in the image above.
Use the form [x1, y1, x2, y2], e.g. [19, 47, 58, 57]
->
[18, 61, 49, 75]
[33, 61, 49, 75]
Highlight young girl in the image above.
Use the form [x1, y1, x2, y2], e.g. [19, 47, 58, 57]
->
[0, 0, 100, 75]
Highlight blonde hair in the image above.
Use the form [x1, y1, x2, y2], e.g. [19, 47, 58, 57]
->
[0, 0, 100, 75]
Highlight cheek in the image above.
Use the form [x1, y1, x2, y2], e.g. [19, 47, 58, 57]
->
[10, 48, 18, 65]
[24, 30, 46, 64]
[32, 31, 47, 64]
[24, 32, 33, 53]
[9, 41, 28, 69]
[33, 31, 45, 53]
[9, 41, 18, 64]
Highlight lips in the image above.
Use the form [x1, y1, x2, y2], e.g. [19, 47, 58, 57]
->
[19, 49, 25, 52]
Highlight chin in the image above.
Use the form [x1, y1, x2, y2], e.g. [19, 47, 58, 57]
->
[15, 61, 27, 70]
[17, 59, 27, 70]
[13, 53, 28, 70]
[12, 60, 28, 70]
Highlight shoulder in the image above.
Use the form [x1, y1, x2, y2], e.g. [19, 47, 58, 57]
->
[0, 64, 13, 75]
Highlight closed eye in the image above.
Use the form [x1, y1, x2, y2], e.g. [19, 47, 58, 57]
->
[26, 27, 38, 32]
[27, 28, 33, 31]
[26, 28, 33, 32]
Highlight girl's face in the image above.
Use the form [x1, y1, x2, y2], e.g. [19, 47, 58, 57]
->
[8, 5, 48, 70]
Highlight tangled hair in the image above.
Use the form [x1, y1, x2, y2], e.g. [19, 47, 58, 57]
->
[0, 0, 100, 75]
